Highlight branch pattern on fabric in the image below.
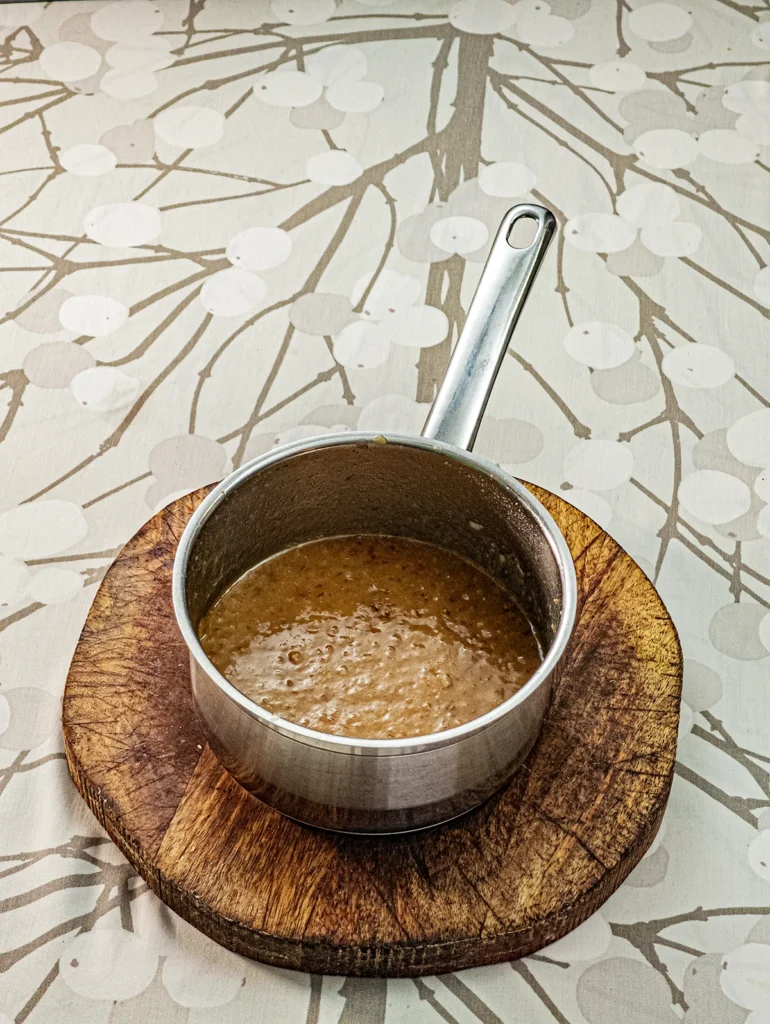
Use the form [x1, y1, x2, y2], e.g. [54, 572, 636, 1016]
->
[0, 0, 769, 1021]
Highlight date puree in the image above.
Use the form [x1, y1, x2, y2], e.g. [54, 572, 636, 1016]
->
[198, 535, 541, 740]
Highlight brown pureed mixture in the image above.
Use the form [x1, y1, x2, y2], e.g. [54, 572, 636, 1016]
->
[198, 535, 542, 740]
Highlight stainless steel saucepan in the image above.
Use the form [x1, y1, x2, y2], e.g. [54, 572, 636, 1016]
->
[173, 203, 577, 834]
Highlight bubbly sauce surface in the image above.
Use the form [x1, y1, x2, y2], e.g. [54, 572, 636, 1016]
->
[198, 536, 541, 740]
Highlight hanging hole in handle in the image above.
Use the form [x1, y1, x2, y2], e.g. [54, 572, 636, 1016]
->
[507, 214, 539, 249]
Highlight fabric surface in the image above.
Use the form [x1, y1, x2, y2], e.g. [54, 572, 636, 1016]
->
[1, 0, 769, 1020]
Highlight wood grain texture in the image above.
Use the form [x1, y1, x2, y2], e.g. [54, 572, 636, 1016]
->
[63, 484, 682, 977]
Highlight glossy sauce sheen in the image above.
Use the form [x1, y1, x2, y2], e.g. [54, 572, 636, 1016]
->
[198, 536, 542, 740]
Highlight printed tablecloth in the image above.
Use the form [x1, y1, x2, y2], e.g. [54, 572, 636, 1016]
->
[1, 0, 769, 1020]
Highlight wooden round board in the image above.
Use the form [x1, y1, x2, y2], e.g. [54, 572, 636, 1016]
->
[63, 483, 682, 978]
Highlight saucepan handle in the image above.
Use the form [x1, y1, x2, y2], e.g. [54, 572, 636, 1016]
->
[421, 203, 556, 452]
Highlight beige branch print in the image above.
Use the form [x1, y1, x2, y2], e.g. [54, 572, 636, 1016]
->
[0, 0, 769, 1020]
